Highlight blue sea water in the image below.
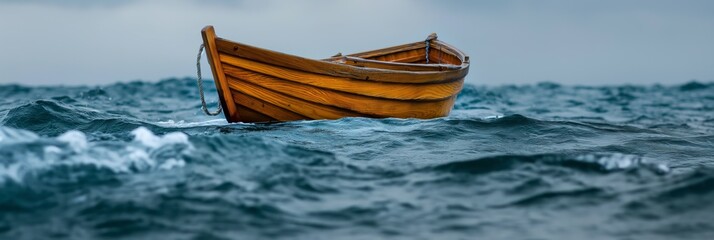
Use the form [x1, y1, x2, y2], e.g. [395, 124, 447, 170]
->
[1, 78, 713, 239]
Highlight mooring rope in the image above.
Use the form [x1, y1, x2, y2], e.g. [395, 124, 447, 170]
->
[425, 38, 430, 64]
[424, 33, 437, 64]
[196, 44, 222, 116]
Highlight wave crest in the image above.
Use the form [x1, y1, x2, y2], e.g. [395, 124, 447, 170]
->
[432, 153, 668, 174]
[0, 127, 191, 184]
[1, 99, 144, 136]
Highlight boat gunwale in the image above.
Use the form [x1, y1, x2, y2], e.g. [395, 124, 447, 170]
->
[210, 30, 469, 84]
[340, 56, 463, 71]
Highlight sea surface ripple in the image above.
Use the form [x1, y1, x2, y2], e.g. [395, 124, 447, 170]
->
[1, 79, 713, 239]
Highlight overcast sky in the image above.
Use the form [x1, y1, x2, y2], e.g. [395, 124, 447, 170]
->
[0, 0, 713, 86]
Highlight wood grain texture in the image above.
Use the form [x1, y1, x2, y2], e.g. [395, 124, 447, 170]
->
[201, 25, 469, 123]
[232, 90, 307, 121]
[227, 78, 364, 120]
[219, 54, 463, 100]
[234, 104, 275, 123]
[225, 67, 456, 118]
[341, 56, 460, 71]
[330, 42, 425, 60]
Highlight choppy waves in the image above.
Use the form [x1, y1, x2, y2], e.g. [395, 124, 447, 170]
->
[0, 79, 713, 239]
[0, 127, 190, 184]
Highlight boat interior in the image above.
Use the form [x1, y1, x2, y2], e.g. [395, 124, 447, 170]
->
[324, 39, 468, 72]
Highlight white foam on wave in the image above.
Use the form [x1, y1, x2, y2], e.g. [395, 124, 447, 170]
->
[0, 127, 193, 184]
[0, 126, 39, 143]
[0, 162, 22, 183]
[449, 109, 504, 120]
[155, 119, 228, 128]
[573, 153, 670, 173]
[57, 130, 88, 152]
[132, 127, 189, 149]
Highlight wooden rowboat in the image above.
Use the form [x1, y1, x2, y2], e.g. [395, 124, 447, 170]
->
[200, 25, 469, 123]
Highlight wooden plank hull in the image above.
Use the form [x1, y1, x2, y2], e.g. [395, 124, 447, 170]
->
[201, 26, 470, 123]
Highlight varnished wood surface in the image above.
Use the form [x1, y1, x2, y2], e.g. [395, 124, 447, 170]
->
[227, 78, 364, 120]
[201, 26, 239, 120]
[219, 54, 464, 100]
[201, 25, 469, 123]
[341, 56, 461, 71]
[232, 90, 307, 121]
[225, 67, 455, 118]
[234, 104, 275, 123]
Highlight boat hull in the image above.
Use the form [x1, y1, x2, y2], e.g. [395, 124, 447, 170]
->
[201, 26, 470, 123]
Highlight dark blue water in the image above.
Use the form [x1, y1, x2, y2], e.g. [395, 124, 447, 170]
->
[1, 79, 713, 239]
